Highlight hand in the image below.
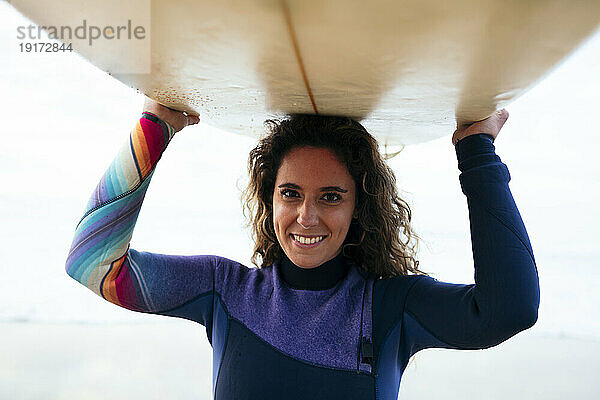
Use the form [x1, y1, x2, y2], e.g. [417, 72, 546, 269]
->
[452, 109, 509, 145]
[142, 97, 200, 133]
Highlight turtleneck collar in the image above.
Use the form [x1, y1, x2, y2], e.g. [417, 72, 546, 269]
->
[280, 253, 350, 290]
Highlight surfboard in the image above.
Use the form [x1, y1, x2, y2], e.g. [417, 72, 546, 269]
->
[9, 0, 600, 145]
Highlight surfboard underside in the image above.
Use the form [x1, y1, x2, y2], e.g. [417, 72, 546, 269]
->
[10, 0, 600, 145]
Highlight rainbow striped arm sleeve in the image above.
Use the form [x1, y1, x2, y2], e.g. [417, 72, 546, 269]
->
[65, 112, 216, 324]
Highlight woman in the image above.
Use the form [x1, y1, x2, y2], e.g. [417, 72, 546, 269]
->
[65, 98, 539, 399]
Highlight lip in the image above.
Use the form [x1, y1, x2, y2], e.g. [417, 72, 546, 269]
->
[290, 234, 327, 249]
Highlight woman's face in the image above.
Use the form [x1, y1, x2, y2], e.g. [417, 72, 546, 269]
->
[273, 146, 356, 269]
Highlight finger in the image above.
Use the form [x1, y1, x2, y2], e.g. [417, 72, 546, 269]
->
[497, 109, 509, 129]
[189, 115, 200, 125]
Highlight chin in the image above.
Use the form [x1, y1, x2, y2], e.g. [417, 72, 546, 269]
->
[287, 247, 341, 269]
[290, 256, 319, 269]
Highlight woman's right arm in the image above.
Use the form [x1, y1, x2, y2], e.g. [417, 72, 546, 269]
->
[65, 103, 216, 326]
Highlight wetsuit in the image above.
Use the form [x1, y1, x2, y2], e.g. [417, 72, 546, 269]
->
[65, 112, 540, 399]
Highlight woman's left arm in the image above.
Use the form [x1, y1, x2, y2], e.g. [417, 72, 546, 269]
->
[403, 111, 540, 352]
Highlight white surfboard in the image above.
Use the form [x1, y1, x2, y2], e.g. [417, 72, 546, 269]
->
[9, 0, 600, 145]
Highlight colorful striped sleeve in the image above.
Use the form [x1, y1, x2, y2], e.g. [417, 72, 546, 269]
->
[65, 112, 216, 326]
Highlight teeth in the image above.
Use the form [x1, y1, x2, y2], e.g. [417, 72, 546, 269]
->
[293, 234, 325, 245]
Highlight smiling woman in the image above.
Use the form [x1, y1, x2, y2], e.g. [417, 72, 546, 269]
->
[244, 114, 424, 278]
[65, 99, 539, 399]
[273, 146, 357, 269]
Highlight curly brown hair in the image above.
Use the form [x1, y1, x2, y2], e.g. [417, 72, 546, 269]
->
[243, 114, 429, 278]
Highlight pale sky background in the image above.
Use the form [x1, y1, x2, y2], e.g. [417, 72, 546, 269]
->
[1, 0, 599, 345]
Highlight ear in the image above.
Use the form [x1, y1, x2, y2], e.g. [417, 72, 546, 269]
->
[352, 209, 359, 219]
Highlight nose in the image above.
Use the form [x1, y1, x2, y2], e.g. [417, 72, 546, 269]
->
[297, 200, 318, 229]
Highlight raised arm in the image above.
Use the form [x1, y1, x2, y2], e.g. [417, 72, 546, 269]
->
[402, 111, 540, 354]
[65, 100, 217, 325]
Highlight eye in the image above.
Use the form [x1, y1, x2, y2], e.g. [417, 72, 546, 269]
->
[280, 188, 300, 199]
[321, 192, 342, 203]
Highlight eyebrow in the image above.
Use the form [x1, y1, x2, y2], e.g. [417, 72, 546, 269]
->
[277, 183, 348, 193]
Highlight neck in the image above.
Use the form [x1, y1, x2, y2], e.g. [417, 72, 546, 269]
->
[280, 253, 349, 290]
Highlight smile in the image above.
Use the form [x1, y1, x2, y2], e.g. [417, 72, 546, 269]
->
[291, 234, 327, 245]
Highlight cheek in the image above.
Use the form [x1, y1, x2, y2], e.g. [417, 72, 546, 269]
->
[272, 203, 281, 232]
[272, 201, 290, 232]
[329, 208, 354, 235]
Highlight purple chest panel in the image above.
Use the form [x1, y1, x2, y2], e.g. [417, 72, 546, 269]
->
[214, 259, 373, 371]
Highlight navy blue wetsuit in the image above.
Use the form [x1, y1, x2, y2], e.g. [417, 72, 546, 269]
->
[66, 113, 540, 399]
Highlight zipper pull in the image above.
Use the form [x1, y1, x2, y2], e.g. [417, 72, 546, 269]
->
[360, 336, 374, 366]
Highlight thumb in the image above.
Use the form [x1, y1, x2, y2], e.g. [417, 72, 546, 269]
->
[497, 109, 509, 130]
[186, 114, 200, 125]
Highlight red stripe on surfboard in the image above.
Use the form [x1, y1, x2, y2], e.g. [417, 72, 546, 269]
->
[281, 0, 318, 115]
